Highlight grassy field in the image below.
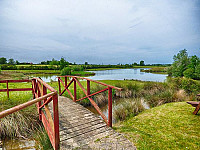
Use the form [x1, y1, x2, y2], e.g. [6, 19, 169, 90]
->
[0, 70, 94, 80]
[114, 102, 200, 150]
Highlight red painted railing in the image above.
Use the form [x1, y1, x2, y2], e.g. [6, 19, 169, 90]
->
[0, 78, 59, 150]
[57, 76, 122, 127]
[0, 79, 32, 98]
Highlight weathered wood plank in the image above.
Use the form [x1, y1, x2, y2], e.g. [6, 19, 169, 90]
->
[54, 96, 136, 150]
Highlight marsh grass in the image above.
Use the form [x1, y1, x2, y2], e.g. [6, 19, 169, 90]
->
[114, 98, 145, 121]
[48, 78, 199, 122]
[34, 127, 53, 150]
[0, 82, 40, 139]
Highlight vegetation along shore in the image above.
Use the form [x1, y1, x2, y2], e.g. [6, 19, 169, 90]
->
[0, 49, 200, 149]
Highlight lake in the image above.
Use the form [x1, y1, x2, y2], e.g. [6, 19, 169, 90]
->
[86, 68, 167, 82]
[34, 68, 167, 82]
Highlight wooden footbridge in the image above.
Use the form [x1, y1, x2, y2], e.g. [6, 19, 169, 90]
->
[0, 76, 136, 149]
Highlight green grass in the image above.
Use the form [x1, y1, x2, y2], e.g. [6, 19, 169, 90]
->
[114, 102, 200, 150]
[3, 70, 61, 74]
[2, 70, 94, 76]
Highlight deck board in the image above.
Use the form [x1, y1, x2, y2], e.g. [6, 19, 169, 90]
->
[54, 96, 136, 150]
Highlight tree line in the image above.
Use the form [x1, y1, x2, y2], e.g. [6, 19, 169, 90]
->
[168, 49, 200, 80]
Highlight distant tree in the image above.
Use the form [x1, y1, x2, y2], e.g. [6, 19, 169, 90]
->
[139, 60, 145, 66]
[0, 57, 7, 64]
[40, 61, 46, 64]
[8, 58, 15, 64]
[168, 49, 200, 79]
[16, 60, 20, 65]
[85, 62, 88, 65]
[50, 58, 59, 68]
[133, 62, 138, 66]
[168, 49, 189, 77]
[59, 57, 69, 70]
[183, 55, 200, 79]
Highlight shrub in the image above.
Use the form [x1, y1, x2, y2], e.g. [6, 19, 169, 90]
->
[61, 67, 71, 75]
[72, 66, 84, 72]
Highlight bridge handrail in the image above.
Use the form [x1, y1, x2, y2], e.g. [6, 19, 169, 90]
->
[0, 92, 55, 119]
[57, 75, 122, 127]
[0, 79, 32, 98]
[0, 78, 59, 150]
[58, 75, 123, 91]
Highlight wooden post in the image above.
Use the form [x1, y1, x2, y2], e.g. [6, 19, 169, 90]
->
[6, 80, 9, 98]
[53, 94, 60, 150]
[65, 76, 67, 88]
[38, 82, 42, 121]
[74, 79, 76, 102]
[108, 87, 112, 127]
[87, 80, 90, 95]
[43, 85, 47, 103]
[58, 77, 61, 96]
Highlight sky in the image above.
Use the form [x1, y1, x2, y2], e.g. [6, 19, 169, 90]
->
[0, 0, 200, 64]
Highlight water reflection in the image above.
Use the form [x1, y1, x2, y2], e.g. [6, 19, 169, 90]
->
[86, 68, 167, 82]
[2, 139, 37, 150]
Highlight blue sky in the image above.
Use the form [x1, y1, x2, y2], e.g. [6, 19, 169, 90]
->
[0, 0, 199, 64]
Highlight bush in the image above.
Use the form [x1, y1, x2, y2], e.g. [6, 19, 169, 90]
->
[1, 64, 17, 70]
[61, 67, 71, 75]
[72, 66, 84, 72]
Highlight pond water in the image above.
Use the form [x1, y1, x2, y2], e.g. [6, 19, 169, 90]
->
[1, 139, 37, 150]
[86, 68, 167, 82]
[30, 74, 58, 82]
[32, 68, 167, 82]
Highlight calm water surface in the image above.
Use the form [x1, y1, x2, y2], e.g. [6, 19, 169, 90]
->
[33, 68, 167, 82]
[86, 68, 167, 82]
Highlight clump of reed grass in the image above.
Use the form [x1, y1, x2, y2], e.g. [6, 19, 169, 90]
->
[34, 127, 53, 150]
[114, 98, 145, 121]
[0, 111, 40, 138]
[0, 91, 40, 139]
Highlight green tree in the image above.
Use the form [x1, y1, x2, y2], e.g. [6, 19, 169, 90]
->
[8, 58, 15, 64]
[59, 57, 69, 70]
[168, 49, 200, 79]
[139, 60, 145, 66]
[0, 57, 7, 64]
[133, 62, 138, 66]
[16, 60, 20, 65]
[168, 49, 189, 77]
[50, 58, 59, 69]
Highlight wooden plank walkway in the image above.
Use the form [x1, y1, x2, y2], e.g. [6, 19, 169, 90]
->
[52, 96, 136, 150]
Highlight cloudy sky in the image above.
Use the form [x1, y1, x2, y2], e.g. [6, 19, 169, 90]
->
[0, 0, 199, 64]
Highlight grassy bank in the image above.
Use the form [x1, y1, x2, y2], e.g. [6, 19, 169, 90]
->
[86, 66, 166, 71]
[140, 67, 167, 73]
[114, 102, 200, 149]
[0, 70, 95, 80]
